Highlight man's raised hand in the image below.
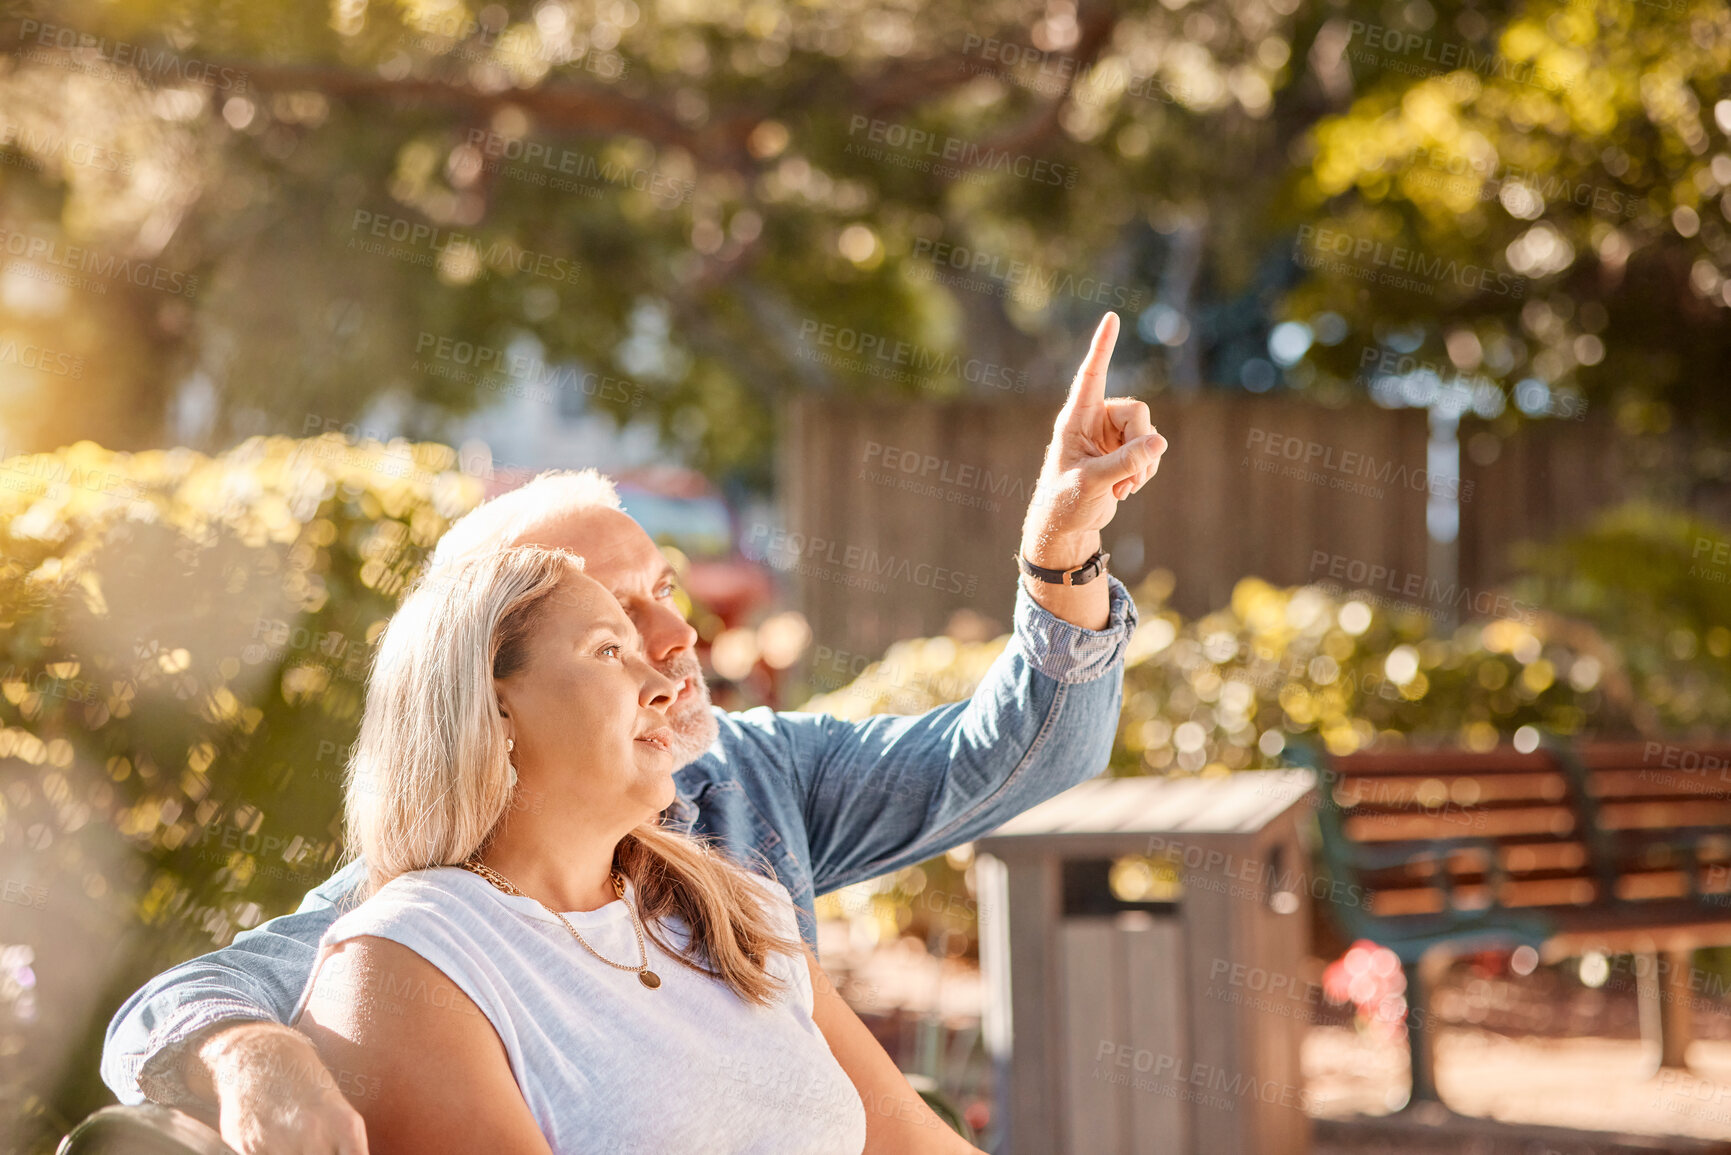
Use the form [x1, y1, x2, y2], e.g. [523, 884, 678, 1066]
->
[1017, 312, 1168, 631]
[1028, 312, 1167, 539]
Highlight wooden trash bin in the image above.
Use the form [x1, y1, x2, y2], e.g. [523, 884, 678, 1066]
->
[976, 770, 1316, 1155]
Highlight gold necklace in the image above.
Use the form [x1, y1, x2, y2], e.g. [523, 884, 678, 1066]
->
[460, 858, 662, 990]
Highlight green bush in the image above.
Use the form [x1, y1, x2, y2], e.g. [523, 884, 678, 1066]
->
[0, 436, 482, 1143]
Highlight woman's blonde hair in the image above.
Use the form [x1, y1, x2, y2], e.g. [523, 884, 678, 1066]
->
[343, 544, 801, 1006]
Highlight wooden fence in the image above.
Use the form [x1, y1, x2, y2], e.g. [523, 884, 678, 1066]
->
[777, 395, 1634, 665]
[1456, 414, 1628, 589]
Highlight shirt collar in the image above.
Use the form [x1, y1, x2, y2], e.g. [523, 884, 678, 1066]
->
[660, 785, 700, 834]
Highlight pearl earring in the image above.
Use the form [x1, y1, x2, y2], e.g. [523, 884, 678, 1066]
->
[506, 738, 515, 752]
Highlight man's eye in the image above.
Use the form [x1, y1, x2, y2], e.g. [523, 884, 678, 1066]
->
[656, 582, 677, 599]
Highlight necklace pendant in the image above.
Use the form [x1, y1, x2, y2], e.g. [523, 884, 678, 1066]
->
[639, 969, 662, 989]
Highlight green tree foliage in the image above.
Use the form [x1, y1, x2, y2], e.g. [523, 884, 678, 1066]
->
[7, 0, 1722, 490]
[1508, 501, 1731, 732]
[1289, 0, 1731, 452]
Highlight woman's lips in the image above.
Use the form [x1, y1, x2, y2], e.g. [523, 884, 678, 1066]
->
[635, 728, 675, 754]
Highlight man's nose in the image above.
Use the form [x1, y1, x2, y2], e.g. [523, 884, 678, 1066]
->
[637, 598, 698, 664]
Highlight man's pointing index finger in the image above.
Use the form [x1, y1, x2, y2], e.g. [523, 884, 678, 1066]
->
[1064, 312, 1119, 415]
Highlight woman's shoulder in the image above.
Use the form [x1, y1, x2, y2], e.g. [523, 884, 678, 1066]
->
[737, 867, 797, 922]
[325, 865, 500, 940]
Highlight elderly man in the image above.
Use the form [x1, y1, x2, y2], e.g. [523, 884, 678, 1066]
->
[102, 313, 1166, 1154]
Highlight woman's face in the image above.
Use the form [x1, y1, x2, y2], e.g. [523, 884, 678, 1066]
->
[493, 571, 680, 834]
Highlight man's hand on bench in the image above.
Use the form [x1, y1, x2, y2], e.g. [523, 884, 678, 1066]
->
[178, 1020, 369, 1154]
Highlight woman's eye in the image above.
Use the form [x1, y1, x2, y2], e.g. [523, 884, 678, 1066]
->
[598, 643, 622, 659]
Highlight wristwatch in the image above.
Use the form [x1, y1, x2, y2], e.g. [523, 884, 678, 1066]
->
[1015, 548, 1110, 586]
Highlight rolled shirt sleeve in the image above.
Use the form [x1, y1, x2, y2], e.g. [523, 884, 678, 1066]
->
[1011, 573, 1138, 683]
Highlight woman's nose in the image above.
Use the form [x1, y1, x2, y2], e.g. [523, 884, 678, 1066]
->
[633, 654, 678, 710]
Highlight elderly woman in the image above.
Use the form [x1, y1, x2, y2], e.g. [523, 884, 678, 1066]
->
[290, 545, 978, 1154]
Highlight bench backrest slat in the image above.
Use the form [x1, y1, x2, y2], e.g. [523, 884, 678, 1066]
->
[1316, 739, 1731, 930]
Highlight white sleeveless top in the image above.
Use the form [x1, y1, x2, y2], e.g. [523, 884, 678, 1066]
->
[292, 865, 866, 1155]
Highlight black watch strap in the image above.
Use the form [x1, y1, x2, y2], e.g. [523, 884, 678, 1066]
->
[1015, 549, 1110, 586]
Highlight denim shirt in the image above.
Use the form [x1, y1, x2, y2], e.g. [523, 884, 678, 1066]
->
[102, 577, 1136, 1106]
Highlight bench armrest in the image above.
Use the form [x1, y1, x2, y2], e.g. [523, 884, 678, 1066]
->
[58, 1105, 239, 1155]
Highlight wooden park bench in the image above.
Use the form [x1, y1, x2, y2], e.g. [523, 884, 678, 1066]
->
[1295, 736, 1731, 1104]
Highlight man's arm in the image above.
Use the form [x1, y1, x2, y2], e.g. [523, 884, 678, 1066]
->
[753, 572, 1136, 897]
[759, 310, 1160, 894]
[102, 859, 370, 1154]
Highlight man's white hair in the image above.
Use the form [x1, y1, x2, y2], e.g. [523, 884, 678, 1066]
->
[431, 468, 623, 569]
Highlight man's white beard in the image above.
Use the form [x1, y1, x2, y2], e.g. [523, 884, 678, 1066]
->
[659, 652, 718, 764]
